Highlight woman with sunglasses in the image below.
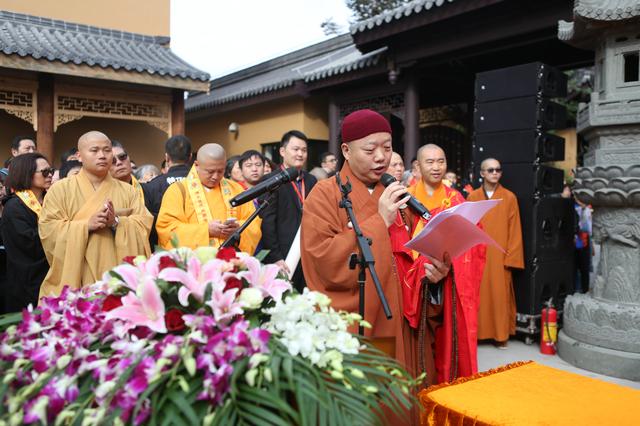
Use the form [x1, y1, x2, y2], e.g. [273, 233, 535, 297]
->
[1, 153, 53, 311]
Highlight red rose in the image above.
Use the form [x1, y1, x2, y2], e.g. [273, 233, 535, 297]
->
[224, 277, 243, 292]
[131, 326, 152, 339]
[158, 256, 178, 271]
[102, 295, 123, 312]
[164, 308, 186, 332]
[122, 256, 136, 265]
[216, 247, 237, 261]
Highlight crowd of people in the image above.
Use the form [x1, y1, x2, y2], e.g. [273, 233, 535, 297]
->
[0, 108, 591, 386]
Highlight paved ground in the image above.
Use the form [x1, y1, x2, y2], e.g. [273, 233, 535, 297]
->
[477, 339, 640, 390]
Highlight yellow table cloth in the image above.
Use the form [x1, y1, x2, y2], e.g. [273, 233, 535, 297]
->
[419, 361, 640, 425]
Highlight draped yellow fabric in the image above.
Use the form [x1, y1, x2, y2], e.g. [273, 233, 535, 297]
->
[156, 178, 260, 254]
[130, 174, 144, 202]
[38, 170, 153, 299]
[419, 361, 640, 425]
[15, 190, 42, 217]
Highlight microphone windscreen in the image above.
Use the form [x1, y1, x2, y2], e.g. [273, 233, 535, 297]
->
[284, 167, 300, 181]
[380, 173, 396, 187]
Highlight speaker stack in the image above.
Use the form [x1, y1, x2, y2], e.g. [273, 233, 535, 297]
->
[472, 62, 575, 342]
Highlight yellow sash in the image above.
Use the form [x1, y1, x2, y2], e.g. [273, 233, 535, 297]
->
[185, 165, 237, 246]
[131, 175, 144, 201]
[15, 190, 42, 217]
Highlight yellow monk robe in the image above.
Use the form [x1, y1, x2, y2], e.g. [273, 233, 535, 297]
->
[38, 169, 153, 298]
[155, 167, 260, 254]
[468, 184, 524, 341]
[301, 163, 412, 371]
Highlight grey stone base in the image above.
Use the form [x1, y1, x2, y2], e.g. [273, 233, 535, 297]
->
[558, 330, 640, 381]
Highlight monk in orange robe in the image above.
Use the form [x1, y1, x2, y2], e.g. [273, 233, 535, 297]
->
[301, 110, 451, 385]
[401, 144, 486, 384]
[468, 158, 524, 346]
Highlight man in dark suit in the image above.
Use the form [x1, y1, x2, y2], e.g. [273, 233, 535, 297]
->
[260, 130, 317, 292]
[142, 135, 192, 248]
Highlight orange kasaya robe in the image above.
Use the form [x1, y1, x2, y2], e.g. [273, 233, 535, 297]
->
[468, 184, 524, 342]
[398, 180, 486, 384]
[300, 162, 413, 373]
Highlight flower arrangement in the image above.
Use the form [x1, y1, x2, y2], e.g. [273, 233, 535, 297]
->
[0, 247, 418, 425]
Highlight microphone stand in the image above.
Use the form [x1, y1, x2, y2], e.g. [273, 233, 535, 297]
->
[336, 172, 392, 336]
[221, 192, 274, 249]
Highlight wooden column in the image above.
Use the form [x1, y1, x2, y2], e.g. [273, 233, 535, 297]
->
[37, 74, 54, 162]
[404, 74, 420, 168]
[171, 89, 185, 136]
[328, 98, 340, 156]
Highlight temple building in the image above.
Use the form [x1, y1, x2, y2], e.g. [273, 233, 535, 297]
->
[187, 0, 592, 173]
[0, 0, 209, 165]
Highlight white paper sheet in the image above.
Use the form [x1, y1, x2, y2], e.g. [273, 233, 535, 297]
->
[285, 226, 301, 279]
[405, 199, 504, 260]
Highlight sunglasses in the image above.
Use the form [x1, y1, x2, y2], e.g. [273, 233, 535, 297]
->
[112, 152, 129, 164]
[37, 167, 56, 178]
[483, 168, 502, 174]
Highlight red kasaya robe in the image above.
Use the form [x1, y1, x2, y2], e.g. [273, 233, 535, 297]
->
[394, 181, 486, 383]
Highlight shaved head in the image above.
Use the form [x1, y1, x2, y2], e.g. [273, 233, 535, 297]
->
[197, 143, 226, 162]
[416, 143, 447, 188]
[480, 157, 500, 170]
[195, 143, 226, 188]
[77, 131, 113, 178]
[78, 131, 110, 149]
[417, 144, 445, 161]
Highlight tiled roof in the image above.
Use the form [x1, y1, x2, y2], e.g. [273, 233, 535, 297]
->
[187, 34, 386, 112]
[350, 0, 455, 34]
[0, 10, 210, 82]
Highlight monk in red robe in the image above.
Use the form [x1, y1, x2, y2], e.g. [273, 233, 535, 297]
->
[301, 110, 451, 386]
[399, 144, 486, 383]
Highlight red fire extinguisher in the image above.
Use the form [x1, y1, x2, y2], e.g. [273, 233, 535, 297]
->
[540, 298, 557, 355]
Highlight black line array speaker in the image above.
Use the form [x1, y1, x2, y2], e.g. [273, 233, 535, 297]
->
[475, 62, 568, 102]
[517, 197, 575, 263]
[514, 258, 574, 316]
[473, 62, 573, 324]
[473, 130, 565, 164]
[498, 163, 564, 198]
[474, 97, 567, 133]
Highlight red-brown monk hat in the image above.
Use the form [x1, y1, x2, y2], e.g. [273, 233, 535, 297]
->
[341, 109, 392, 143]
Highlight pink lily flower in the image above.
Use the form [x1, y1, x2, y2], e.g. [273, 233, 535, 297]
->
[159, 257, 233, 306]
[110, 264, 144, 291]
[206, 288, 244, 325]
[238, 256, 291, 301]
[105, 277, 167, 333]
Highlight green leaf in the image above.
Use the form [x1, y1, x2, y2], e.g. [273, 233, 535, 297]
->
[237, 400, 291, 426]
[167, 389, 199, 424]
[0, 311, 24, 329]
[254, 249, 270, 262]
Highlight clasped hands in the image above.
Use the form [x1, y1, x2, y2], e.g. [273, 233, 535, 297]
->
[88, 199, 117, 232]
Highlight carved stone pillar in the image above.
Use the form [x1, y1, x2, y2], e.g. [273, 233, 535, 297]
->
[557, 1, 640, 380]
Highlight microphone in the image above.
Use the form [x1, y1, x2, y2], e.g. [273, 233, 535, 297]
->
[380, 173, 431, 220]
[230, 167, 300, 207]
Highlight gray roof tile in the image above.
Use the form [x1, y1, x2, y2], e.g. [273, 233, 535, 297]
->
[187, 34, 385, 112]
[0, 10, 209, 82]
[350, 0, 455, 34]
